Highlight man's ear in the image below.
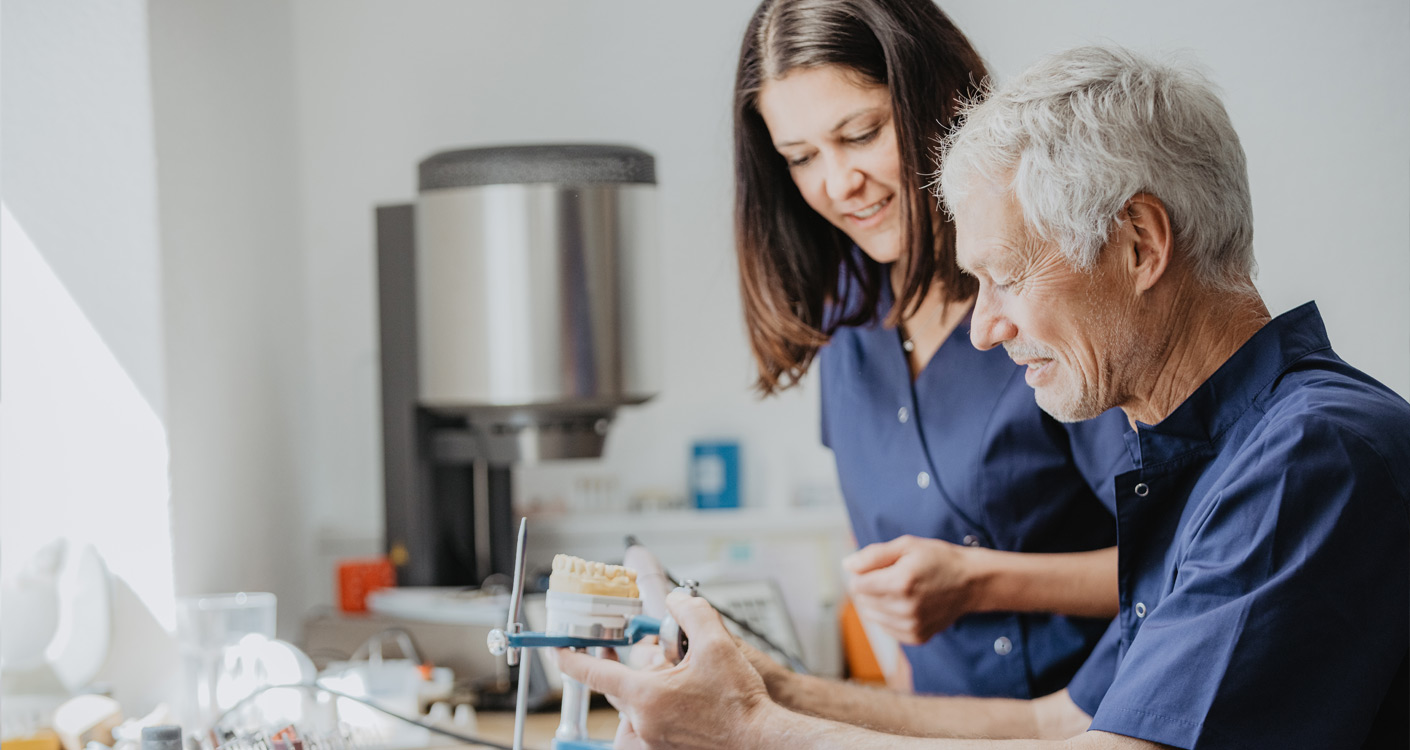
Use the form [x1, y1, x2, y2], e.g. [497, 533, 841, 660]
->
[1122, 193, 1174, 293]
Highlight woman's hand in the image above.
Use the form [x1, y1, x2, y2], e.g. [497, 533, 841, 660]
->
[843, 535, 982, 644]
[845, 538, 1120, 643]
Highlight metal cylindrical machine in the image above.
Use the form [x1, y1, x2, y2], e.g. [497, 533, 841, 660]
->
[416, 144, 658, 411]
[377, 144, 660, 587]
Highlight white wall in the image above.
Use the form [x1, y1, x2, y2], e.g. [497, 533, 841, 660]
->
[1, 0, 167, 415]
[286, 0, 1410, 614]
[1, 0, 177, 712]
[148, 0, 310, 640]
[1, 0, 313, 721]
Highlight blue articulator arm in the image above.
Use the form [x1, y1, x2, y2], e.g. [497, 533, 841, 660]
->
[501, 615, 662, 650]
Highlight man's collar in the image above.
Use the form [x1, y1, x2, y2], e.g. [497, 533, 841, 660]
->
[1128, 301, 1331, 468]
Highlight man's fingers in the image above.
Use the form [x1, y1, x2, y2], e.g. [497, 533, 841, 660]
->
[557, 648, 637, 699]
[842, 537, 907, 574]
[612, 710, 650, 750]
[614, 714, 649, 750]
[665, 590, 730, 652]
[623, 636, 668, 671]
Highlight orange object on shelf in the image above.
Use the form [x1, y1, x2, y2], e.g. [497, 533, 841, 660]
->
[839, 596, 886, 685]
[337, 556, 396, 613]
[2, 730, 61, 750]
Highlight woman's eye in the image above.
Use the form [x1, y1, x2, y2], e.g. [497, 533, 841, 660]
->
[846, 128, 880, 145]
[785, 153, 813, 168]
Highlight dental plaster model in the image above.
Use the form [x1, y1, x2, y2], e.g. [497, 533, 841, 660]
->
[548, 554, 639, 598]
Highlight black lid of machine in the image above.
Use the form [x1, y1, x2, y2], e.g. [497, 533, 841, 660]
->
[419, 144, 656, 190]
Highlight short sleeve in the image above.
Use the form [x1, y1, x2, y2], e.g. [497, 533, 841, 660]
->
[1065, 618, 1119, 717]
[1090, 416, 1410, 749]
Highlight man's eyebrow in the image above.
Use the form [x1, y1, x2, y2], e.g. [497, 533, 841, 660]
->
[774, 108, 880, 149]
[961, 241, 1032, 277]
[959, 248, 1002, 274]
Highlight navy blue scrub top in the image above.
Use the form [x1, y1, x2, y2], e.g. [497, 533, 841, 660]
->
[819, 277, 1131, 699]
[1073, 303, 1409, 749]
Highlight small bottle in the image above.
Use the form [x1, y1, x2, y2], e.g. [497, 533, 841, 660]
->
[141, 726, 183, 750]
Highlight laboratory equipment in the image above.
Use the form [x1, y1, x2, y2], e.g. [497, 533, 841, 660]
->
[376, 144, 660, 588]
[175, 593, 278, 733]
[486, 520, 690, 750]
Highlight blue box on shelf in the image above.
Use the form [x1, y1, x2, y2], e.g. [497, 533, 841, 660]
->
[691, 441, 740, 510]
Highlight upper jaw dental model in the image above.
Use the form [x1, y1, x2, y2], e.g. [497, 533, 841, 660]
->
[549, 553, 640, 598]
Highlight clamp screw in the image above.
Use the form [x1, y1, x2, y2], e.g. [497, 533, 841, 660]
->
[487, 628, 508, 656]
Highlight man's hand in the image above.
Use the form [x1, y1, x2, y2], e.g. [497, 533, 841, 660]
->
[558, 590, 776, 750]
[844, 535, 981, 644]
[733, 634, 793, 697]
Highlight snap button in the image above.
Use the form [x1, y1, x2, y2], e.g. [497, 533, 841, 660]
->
[962, 534, 982, 547]
[1135, 602, 1147, 618]
[898, 407, 909, 423]
[917, 471, 930, 489]
[993, 637, 1012, 656]
[1134, 483, 1150, 497]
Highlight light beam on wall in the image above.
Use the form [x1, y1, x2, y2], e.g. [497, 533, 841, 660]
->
[0, 202, 177, 634]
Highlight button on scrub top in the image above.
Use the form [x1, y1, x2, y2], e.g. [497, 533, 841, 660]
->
[819, 279, 1131, 699]
[1079, 303, 1409, 749]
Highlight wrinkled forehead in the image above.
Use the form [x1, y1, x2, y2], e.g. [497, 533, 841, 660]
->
[952, 176, 1036, 276]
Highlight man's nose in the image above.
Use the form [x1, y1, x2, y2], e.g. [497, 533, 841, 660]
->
[823, 155, 864, 203]
[970, 286, 1016, 351]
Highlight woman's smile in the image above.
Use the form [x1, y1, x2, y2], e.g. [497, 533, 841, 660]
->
[845, 194, 893, 226]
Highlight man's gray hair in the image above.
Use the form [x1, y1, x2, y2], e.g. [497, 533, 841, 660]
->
[937, 45, 1255, 290]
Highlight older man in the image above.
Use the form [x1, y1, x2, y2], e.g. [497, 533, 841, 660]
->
[560, 46, 1409, 749]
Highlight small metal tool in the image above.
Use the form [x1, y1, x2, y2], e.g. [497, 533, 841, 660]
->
[623, 535, 809, 674]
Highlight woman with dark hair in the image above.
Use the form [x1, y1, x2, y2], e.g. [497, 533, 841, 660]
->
[733, 0, 1131, 707]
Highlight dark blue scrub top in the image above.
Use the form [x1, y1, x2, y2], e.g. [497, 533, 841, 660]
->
[1075, 303, 1409, 749]
[819, 277, 1131, 699]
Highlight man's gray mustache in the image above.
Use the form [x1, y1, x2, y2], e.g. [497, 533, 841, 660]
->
[1002, 343, 1057, 361]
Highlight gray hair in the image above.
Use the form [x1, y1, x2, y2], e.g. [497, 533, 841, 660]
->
[937, 45, 1255, 290]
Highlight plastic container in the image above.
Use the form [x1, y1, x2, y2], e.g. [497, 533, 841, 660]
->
[176, 593, 277, 734]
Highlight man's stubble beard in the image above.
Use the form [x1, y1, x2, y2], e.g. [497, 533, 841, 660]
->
[1037, 286, 1160, 424]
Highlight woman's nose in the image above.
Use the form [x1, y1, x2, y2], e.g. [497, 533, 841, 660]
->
[823, 156, 864, 203]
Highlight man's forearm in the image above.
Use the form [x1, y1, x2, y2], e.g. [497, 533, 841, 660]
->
[766, 670, 1040, 739]
[751, 704, 1159, 750]
[971, 546, 1118, 618]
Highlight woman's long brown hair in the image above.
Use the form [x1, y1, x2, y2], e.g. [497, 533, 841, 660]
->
[734, 0, 987, 395]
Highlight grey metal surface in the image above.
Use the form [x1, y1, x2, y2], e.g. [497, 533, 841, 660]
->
[419, 144, 655, 190]
[375, 204, 435, 585]
[428, 411, 614, 465]
[506, 518, 527, 667]
[414, 182, 659, 411]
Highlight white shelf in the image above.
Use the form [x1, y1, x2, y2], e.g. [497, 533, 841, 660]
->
[526, 505, 849, 538]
